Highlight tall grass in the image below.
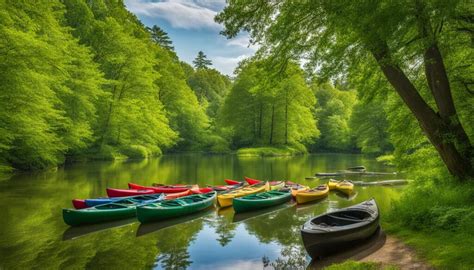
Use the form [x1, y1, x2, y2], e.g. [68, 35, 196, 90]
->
[385, 179, 474, 269]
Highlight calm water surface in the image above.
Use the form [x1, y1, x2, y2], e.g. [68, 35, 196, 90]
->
[0, 153, 403, 269]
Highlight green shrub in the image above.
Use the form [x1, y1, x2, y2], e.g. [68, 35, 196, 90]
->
[206, 135, 231, 153]
[90, 145, 126, 160]
[386, 180, 474, 269]
[120, 145, 150, 159]
[376, 154, 395, 166]
[237, 145, 307, 157]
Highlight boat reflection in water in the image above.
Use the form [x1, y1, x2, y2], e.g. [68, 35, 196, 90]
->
[62, 218, 136, 241]
[136, 207, 215, 236]
[232, 202, 296, 223]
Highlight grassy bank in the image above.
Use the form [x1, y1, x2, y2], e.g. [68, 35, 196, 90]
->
[325, 261, 398, 270]
[236, 145, 306, 157]
[383, 181, 474, 269]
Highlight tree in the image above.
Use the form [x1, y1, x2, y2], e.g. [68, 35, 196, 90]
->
[221, 59, 318, 148]
[63, 0, 177, 156]
[186, 68, 231, 119]
[193, 51, 212, 69]
[153, 45, 210, 150]
[310, 83, 357, 152]
[147, 25, 174, 51]
[216, 0, 473, 179]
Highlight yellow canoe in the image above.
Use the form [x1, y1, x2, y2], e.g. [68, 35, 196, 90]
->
[266, 181, 285, 191]
[295, 184, 329, 204]
[328, 179, 339, 190]
[285, 182, 309, 197]
[336, 180, 354, 195]
[217, 184, 266, 208]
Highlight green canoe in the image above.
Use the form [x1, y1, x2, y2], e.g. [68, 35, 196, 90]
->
[63, 194, 164, 226]
[233, 189, 292, 213]
[137, 191, 217, 223]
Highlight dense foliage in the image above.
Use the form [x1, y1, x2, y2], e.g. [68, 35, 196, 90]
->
[221, 60, 318, 150]
[217, 1, 473, 268]
[0, 0, 222, 170]
[217, 0, 473, 179]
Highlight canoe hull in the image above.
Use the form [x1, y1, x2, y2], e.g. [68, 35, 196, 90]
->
[301, 199, 379, 259]
[301, 220, 379, 258]
[137, 192, 216, 223]
[217, 184, 266, 207]
[128, 183, 192, 193]
[63, 207, 136, 226]
[106, 188, 155, 197]
[233, 191, 292, 213]
[295, 185, 329, 204]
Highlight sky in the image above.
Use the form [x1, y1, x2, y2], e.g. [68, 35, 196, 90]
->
[124, 0, 258, 76]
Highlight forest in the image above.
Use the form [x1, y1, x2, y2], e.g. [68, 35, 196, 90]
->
[0, 0, 395, 173]
[1, 0, 473, 269]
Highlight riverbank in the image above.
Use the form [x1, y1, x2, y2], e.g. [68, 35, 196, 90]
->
[382, 185, 474, 269]
[236, 146, 306, 157]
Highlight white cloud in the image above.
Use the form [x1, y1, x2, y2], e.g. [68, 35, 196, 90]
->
[125, 0, 221, 30]
[212, 54, 250, 75]
[226, 35, 259, 51]
[192, 0, 227, 11]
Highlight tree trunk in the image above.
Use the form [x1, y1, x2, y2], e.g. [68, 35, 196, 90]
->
[269, 104, 275, 145]
[371, 45, 473, 179]
[423, 44, 473, 163]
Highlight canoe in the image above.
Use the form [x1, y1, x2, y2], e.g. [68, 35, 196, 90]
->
[75, 188, 210, 209]
[63, 194, 165, 226]
[72, 199, 88, 209]
[244, 176, 261, 185]
[336, 180, 354, 195]
[233, 190, 292, 213]
[210, 181, 244, 191]
[346, 166, 366, 172]
[328, 179, 339, 190]
[106, 188, 155, 197]
[129, 183, 196, 193]
[217, 184, 267, 207]
[267, 181, 285, 190]
[285, 182, 309, 197]
[224, 179, 241, 185]
[295, 184, 329, 204]
[301, 198, 379, 258]
[136, 191, 217, 223]
[244, 177, 285, 190]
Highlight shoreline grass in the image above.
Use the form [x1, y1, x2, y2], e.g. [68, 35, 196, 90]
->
[236, 145, 307, 157]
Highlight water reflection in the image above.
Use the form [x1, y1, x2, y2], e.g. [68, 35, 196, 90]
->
[0, 153, 403, 269]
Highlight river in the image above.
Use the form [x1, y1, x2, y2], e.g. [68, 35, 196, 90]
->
[0, 153, 403, 269]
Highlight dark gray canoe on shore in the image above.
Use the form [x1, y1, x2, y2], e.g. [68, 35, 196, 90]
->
[301, 199, 379, 259]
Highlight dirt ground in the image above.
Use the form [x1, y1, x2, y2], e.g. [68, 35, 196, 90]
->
[360, 235, 433, 270]
[310, 229, 433, 269]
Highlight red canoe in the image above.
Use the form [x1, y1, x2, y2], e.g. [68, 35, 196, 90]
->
[128, 183, 195, 193]
[244, 177, 286, 186]
[106, 188, 155, 197]
[72, 199, 88, 209]
[163, 187, 213, 200]
[244, 177, 262, 185]
[191, 187, 214, 194]
[211, 181, 244, 191]
[224, 179, 241, 185]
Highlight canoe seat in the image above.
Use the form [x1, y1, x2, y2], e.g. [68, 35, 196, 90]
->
[327, 214, 363, 222]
